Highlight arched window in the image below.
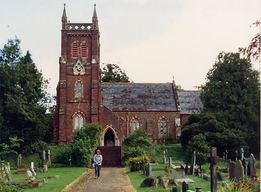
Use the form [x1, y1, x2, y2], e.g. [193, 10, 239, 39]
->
[159, 117, 168, 137]
[76, 82, 82, 97]
[133, 119, 139, 132]
[81, 43, 87, 58]
[72, 43, 78, 58]
[74, 114, 83, 130]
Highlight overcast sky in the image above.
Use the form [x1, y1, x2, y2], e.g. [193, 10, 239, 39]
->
[0, 0, 260, 96]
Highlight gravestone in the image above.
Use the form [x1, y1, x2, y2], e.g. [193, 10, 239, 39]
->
[195, 187, 202, 192]
[217, 172, 223, 181]
[146, 163, 151, 176]
[226, 159, 231, 173]
[4, 165, 12, 182]
[169, 157, 172, 167]
[47, 150, 51, 164]
[26, 170, 33, 180]
[234, 160, 244, 182]
[31, 162, 36, 176]
[190, 151, 196, 175]
[247, 153, 256, 176]
[17, 154, 22, 166]
[163, 151, 166, 164]
[171, 187, 180, 192]
[223, 152, 225, 161]
[242, 157, 247, 175]
[43, 165, 48, 173]
[229, 162, 235, 180]
[240, 148, 244, 160]
[182, 181, 188, 192]
[208, 147, 219, 192]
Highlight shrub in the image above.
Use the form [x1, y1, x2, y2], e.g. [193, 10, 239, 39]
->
[127, 154, 150, 172]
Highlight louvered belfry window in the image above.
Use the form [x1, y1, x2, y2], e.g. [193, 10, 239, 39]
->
[73, 43, 78, 58]
[82, 43, 87, 58]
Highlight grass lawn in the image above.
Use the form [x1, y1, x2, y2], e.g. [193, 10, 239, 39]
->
[11, 167, 87, 192]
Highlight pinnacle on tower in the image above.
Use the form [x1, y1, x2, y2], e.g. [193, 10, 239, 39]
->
[62, 3, 67, 22]
[92, 4, 99, 30]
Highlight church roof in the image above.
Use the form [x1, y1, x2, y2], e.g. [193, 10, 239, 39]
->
[101, 83, 178, 111]
[177, 90, 203, 114]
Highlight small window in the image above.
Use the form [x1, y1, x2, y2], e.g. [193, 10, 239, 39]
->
[133, 119, 139, 132]
[82, 43, 87, 58]
[73, 43, 78, 58]
[175, 118, 181, 127]
[76, 82, 82, 97]
[74, 114, 83, 130]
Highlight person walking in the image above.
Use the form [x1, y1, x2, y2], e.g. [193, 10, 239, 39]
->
[93, 149, 103, 179]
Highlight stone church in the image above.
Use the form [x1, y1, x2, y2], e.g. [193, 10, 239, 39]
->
[53, 5, 202, 163]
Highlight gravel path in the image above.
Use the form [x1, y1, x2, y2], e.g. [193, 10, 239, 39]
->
[67, 167, 136, 192]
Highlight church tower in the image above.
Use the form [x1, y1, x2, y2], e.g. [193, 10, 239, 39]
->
[53, 4, 102, 145]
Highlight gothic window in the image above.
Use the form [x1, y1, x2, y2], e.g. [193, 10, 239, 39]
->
[133, 119, 139, 132]
[81, 43, 87, 58]
[175, 118, 181, 127]
[72, 43, 78, 58]
[76, 82, 82, 97]
[74, 114, 83, 130]
[159, 118, 168, 137]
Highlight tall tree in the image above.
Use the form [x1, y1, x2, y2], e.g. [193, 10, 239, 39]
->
[0, 38, 51, 150]
[101, 63, 130, 83]
[200, 51, 260, 154]
[247, 20, 260, 62]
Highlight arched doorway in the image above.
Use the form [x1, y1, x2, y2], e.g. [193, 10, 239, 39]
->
[104, 129, 115, 146]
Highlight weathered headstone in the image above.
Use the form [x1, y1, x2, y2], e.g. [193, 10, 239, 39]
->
[171, 187, 180, 192]
[26, 170, 33, 180]
[234, 160, 244, 182]
[217, 172, 223, 181]
[4, 165, 12, 182]
[47, 150, 51, 164]
[226, 159, 231, 173]
[169, 157, 172, 167]
[240, 148, 244, 160]
[190, 151, 196, 175]
[182, 181, 188, 192]
[146, 163, 151, 176]
[229, 162, 235, 180]
[43, 164, 48, 173]
[247, 153, 256, 176]
[17, 154, 22, 166]
[242, 157, 247, 175]
[163, 151, 166, 164]
[208, 147, 219, 192]
[195, 187, 202, 192]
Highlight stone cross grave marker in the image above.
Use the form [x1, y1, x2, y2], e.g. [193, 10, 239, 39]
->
[229, 162, 235, 180]
[208, 147, 219, 192]
[190, 151, 196, 175]
[234, 160, 244, 182]
[17, 154, 22, 166]
[247, 153, 256, 176]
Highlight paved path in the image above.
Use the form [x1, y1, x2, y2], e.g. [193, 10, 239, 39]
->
[65, 167, 136, 192]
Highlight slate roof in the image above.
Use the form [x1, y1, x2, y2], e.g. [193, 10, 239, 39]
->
[101, 83, 178, 111]
[177, 90, 203, 114]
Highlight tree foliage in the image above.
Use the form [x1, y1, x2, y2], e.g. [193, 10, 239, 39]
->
[101, 63, 130, 83]
[200, 51, 260, 155]
[0, 38, 52, 150]
[247, 20, 260, 62]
